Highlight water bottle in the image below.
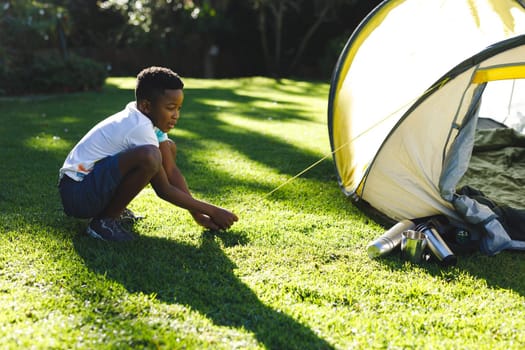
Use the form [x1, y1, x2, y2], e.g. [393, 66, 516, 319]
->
[367, 220, 415, 259]
[416, 222, 457, 266]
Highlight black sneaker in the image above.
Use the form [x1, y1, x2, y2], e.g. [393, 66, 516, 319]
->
[119, 208, 144, 223]
[86, 217, 135, 242]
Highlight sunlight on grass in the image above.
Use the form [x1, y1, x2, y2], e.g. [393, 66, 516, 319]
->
[215, 112, 330, 155]
[26, 134, 72, 152]
[197, 99, 236, 109]
[2, 77, 525, 349]
[56, 115, 83, 123]
[189, 140, 291, 190]
[106, 77, 136, 90]
[169, 128, 199, 140]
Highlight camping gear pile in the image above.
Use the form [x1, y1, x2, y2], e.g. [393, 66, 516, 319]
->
[328, 0, 525, 258]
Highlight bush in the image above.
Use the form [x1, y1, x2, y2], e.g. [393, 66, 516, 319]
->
[0, 52, 108, 96]
[318, 31, 352, 79]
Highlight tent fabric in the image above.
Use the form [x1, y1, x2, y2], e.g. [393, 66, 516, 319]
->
[328, 0, 525, 254]
[329, 0, 525, 200]
[458, 128, 525, 209]
[473, 65, 525, 84]
[336, 38, 525, 222]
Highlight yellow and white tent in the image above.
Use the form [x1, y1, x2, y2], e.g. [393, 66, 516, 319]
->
[328, 0, 525, 254]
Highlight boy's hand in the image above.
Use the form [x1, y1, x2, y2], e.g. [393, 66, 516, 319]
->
[192, 207, 238, 230]
[211, 207, 239, 230]
[191, 212, 220, 230]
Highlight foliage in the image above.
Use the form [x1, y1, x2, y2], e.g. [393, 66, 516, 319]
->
[0, 0, 108, 95]
[0, 0, 67, 49]
[0, 0, 67, 67]
[30, 52, 108, 93]
[1, 77, 525, 349]
[0, 0, 383, 80]
[319, 30, 353, 78]
[58, 0, 128, 48]
[95, 0, 381, 77]
[97, 0, 231, 49]
[250, 0, 359, 76]
[28, 0, 382, 79]
[0, 52, 107, 96]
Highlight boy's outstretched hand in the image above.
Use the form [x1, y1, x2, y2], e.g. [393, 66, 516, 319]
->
[191, 207, 238, 230]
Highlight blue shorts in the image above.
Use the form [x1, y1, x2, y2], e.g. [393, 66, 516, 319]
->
[59, 154, 122, 219]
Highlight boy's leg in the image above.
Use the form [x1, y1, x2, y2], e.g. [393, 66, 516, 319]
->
[98, 144, 161, 219]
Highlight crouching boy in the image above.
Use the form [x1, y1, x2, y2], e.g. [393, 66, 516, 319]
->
[58, 66, 238, 241]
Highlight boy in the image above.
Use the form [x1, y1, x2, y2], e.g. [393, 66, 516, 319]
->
[58, 66, 238, 241]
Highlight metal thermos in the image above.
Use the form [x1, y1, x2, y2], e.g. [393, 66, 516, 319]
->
[416, 223, 457, 266]
[367, 220, 415, 259]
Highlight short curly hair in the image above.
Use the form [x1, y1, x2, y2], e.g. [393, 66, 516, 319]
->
[135, 66, 184, 102]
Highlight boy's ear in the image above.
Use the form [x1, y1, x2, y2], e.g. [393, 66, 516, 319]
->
[137, 99, 151, 114]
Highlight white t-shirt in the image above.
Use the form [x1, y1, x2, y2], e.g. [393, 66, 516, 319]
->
[60, 102, 166, 181]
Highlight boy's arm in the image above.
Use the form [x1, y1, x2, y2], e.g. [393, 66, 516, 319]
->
[152, 141, 238, 230]
[158, 141, 216, 227]
[159, 140, 192, 196]
[150, 167, 237, 230]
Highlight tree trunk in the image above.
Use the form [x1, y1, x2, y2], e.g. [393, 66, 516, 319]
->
[288, 5, 333, 74]
[269, 2, 285, 77]
[257, 7, 273, 75]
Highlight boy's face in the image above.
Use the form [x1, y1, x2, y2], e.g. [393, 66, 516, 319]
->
[140, 89, 184, 133]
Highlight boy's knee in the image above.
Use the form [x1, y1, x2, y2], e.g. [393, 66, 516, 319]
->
[160, 139, 178, 161]
[126, 145, 162, 174]
[140, 145, 162, 171]
[166, 139, 177, 158]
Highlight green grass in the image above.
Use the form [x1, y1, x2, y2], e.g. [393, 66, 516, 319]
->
[1, 77, 525, 349]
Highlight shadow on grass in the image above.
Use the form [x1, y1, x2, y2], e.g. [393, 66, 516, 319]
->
[0, 77, 335, 221]
[375, 251, 525, 296]
[179, 83, 332, 181]
[7, 78, 525, 346]
[0, 78, 337, 349]
[73, 230, 334, 350]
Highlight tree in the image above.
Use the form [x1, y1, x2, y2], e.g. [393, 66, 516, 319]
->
[90, 0, 244, 76]
[0, 0, 68, 65]
[289, 0, 358, 74]
[0, 1, 108, 95]
[251, 0, 359, 77]
[59, 0, 128, 49]
[252, 0, 301, 76]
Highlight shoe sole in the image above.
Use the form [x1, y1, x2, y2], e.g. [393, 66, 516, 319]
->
[119, 216, 144, 223]
[86, 226, 106, 241]
[86, 225, 136, 242]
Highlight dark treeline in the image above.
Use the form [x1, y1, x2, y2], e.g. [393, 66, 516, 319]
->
[1, 0, 382, 83]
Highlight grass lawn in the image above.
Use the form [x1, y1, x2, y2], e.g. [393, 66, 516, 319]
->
[1, 76, 525, 349]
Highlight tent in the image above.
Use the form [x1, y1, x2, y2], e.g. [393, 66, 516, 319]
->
[327, 0, 525, 255]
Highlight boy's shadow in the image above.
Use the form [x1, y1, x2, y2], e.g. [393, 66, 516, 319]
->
[73, 230, 334, 350]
